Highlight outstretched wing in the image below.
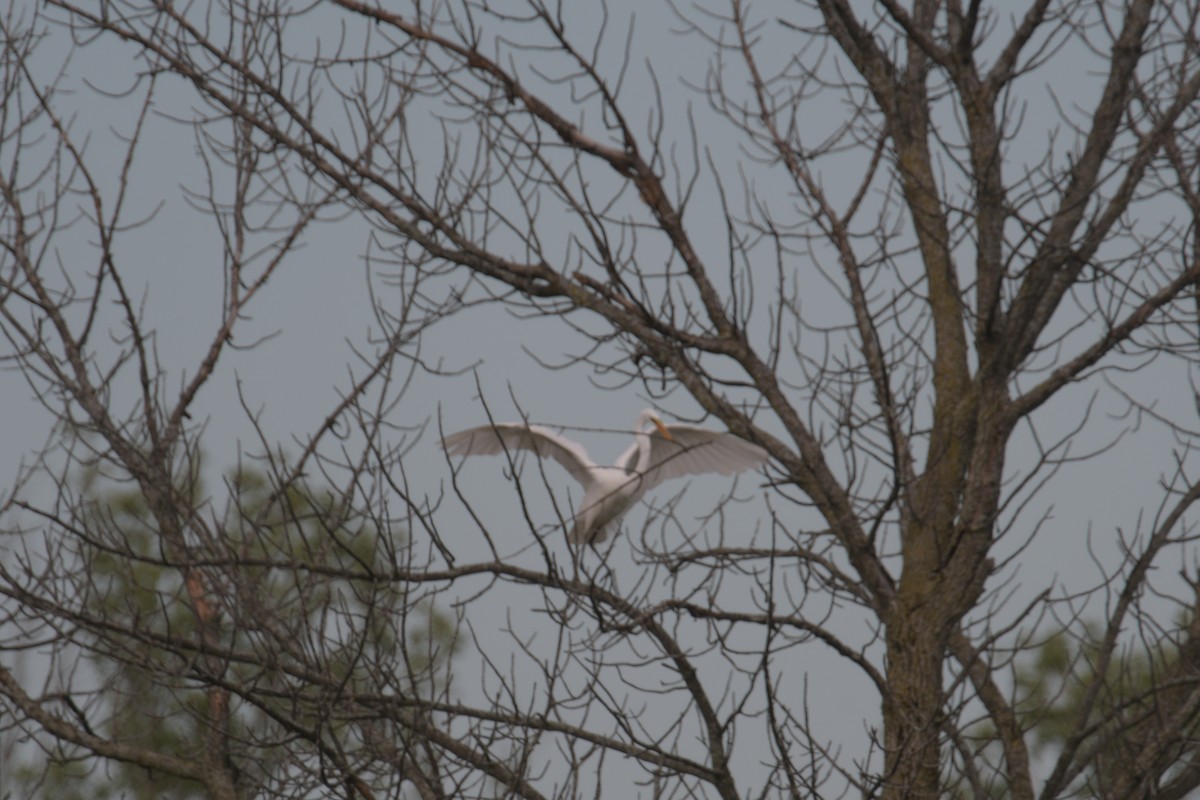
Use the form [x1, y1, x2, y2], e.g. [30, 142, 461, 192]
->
[637, 425, 768, 492]
[442, 423, 598, 487]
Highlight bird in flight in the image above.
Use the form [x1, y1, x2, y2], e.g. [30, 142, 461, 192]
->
[442, 409, 768, 544]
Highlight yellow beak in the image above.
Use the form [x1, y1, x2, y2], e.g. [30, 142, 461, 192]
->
[651, 417, 673, 440]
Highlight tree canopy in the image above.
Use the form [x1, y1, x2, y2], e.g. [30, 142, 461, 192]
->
[3, 1, 1200, 798]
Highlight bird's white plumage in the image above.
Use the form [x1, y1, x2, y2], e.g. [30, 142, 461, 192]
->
[442, 409, 768, 544]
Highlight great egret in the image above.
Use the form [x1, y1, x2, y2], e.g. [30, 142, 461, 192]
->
[442, 409, 768, 544]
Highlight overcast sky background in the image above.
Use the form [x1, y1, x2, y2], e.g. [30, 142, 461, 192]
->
[3, 0, 1197, 792]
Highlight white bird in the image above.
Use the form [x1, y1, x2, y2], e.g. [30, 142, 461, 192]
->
[442, 409, 768, 544]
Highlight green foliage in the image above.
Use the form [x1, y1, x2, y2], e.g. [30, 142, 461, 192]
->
[1013, 618, 1196, 794]
[950, 617, 1198, 798]
[12, 463, 456, 798]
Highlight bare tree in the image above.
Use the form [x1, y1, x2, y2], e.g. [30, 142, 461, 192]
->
[4, 0, 1200, 797]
